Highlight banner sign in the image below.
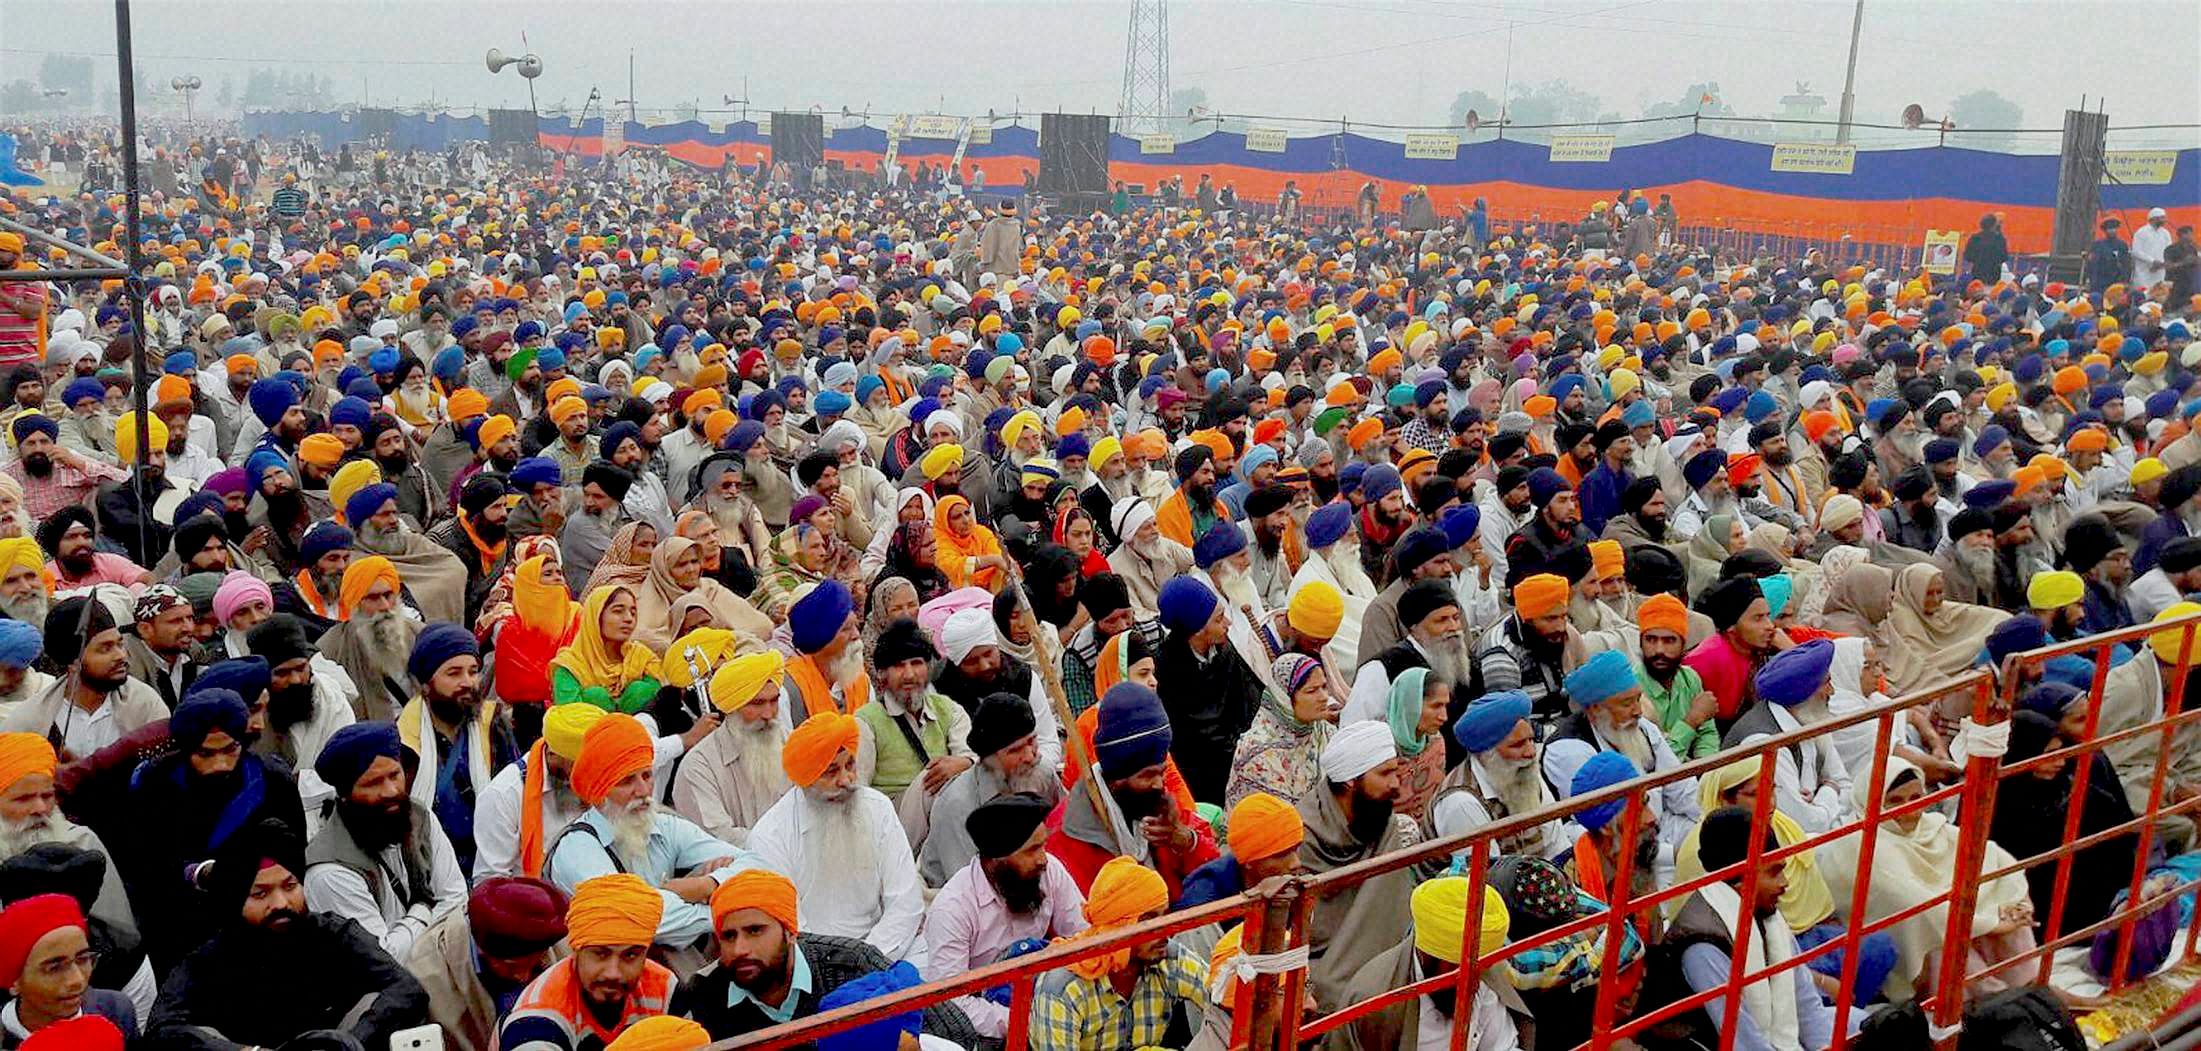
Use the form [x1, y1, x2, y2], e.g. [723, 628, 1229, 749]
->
[1770, 142, 1857, 175]
[905, 114, 962, 139]
[2104, 150, 2178, 185]
[1139, 133, 1175, 155]
[1403, 133, 1459, 160]
[1244, 128, 1288, 154]
[1548, 134, 1614, 163]
[1922, 229, 1961, 274]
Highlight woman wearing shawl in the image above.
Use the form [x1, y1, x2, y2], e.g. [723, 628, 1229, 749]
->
[1225, 653, 1336, 809]
[785, 493, 863, 587]
[548, 586, 662, 713]
[863, 577, 921, 655]
[933, 494, 1008, 592]
[582, 521, 657, 596]
[491, 554, 582, 742]
[1053, 505, 1110, 579]
[1383, 667, 1453, 821]
[749, 520, 836, 623]
[1993, 710, 2149, 938]
[475, 535, 563, 642]
[1817, 756, 2036, 1003]
[862, 487, 934, 582]
[1673, 755, 1898, 1006]
[1815, 548, 1892, 645]
[1748, 522, 1827, 623]
[631, 535, 775, 654]
[1883, 562, 2005, 693]
[1684, 513, 1741, 599]
[687, 455, 772, 587]
[1021, 544, 1087, 643]
[881, 521, 953, 605]
[673, 509, 754, 600]
[1822, 636, 1956, 785]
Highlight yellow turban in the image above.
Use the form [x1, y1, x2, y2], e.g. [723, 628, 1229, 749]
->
[782, 712, 860, 786]
[2149, 603, 2201, 666]
[605, 1016, 711, 1051]
[114, 412, 168, 465]
[2027, 570, 2083, 611]
[0, 539, 49, 593]
[0, 733, 57, 792]
[660, 627, 739, 688]
[1066, 857, 1171, 979]
[1000, 409, 1042, 448]
[919, 443, 965, 480]
[1287, 580, 1344, 639]
[2133, 458, 2169, 488]
[1088, 435, 1123, 469]
[328, 459, 383, 514]
[1226, 792, 1304, 863]
[541, 703, 608, 761]
[1607, 368, 1639, 401]
[1411, 877, 1509, 964]
[707, 651, 786, 713]
[565, 873, 663, 949]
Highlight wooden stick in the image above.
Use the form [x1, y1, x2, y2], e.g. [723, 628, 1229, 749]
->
[995, 547, 1124, 855]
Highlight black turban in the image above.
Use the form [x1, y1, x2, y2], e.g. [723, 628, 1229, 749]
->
[1891, 464, 1934, 502]
[1625, 544, 1687, 600]
[967, 692, 1038, 759]
[1696, 575, 1765, 632]
[2061, 515, 2123, 576]
[0, 844, 107, 914]
[1078, 573, 1131, 620]
[2161, 537, 2201, 575]
[206, 819, 306, 921]
[459, 472, 509, 517]
[1696, 805, 1779, 872]
[1620, 476, 1664, 515]
[1242, 484, 1292, 520]
[42, 595, 116, 668]
[870, 617, 935, 669]
[582, 461, 635, 502]
[1592, 420, 1631, 454]
[1174, 444, 1214, 483]
[35, 505, 95, 560]
[967, 792, 1053, 859]
[1947, 508, 1994, 543]
[1398, 578, 1462, 630]
[172, 513, 228, 564]
[246, 614, 317, 667]
[1720, 550, 1784, 580]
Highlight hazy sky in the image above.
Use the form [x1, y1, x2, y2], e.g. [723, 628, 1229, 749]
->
[4, 0, 2197, 146]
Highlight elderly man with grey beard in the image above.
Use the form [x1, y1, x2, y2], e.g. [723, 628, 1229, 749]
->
[315, 555, 421, 722]
[0, 543, 49, 629]
[671, 652, 795, 848]
[1345, 579, 1470, 725]
[0, 732, 158, 1017]
[1105, 498, 1193, 618]
[920, 692, 1060, 887]
[0, 620, 51, 717]
[1543, 650, 1701, 863]
[1723, 639, 1853, 836]
[1427, 691, 1564, 861]
[544, 711, 754, 964]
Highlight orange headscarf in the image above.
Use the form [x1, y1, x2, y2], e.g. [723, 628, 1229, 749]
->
[569, 712, 654, 806]
[931, 495, 1004, 591]
[781, 711, 859, 787]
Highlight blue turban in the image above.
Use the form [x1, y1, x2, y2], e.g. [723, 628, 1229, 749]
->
[964, 349, 994, 380]
[536, 346, 567, 372]
[246, 449, 290, 487]
[2018, 682, 2084, 720]
[600, 422, 641, 459]
[1550, 374, 1585, 402]
[9, 414, 56, 445]
[1963, 479, 2016, 510]
[788, 580, 856, 654]
[61, 378, 106, 408]
[816, 962, 925, 1051]
[1743, 390, 1779, 424]
[1923, 438, 1959, 465]
[1683, 449, 1726, 490]
[1563, 650, 1639, 708]
[1440, 505, 1481, 549]
[1985, 614, 2050, 669]
[368, 347, 400, 374]
[1621, 400, 1655, 429]
[1360, 464, 1402, 505]
[451, 317, 480, 339]
[1708, 387, 1747, 416]
[1452, 691, 1531, 753]
[1193, 521, 1248, 569]
[1526, 466, 1571, 507]
[1305, 502, 1353, 548]
[814, 389, 852, 417]
[724, 420, 766, 453]
[2014, 355, 2045, 384]
[171, 689, 250, 747]
[314, 722, 404, 793]
[1157, 576, 1221, 636]
[330, 396, 373, 429]
[299, 521, 353, 565]
[432, 345, 466, 381]
[1973, 424, 2010, 459]
[248, 378, 298, 426]
[1414, 379, 1446, 409]
[407, 623, 480, 684]
[1759, 573, 1794, 619]
[1572, 750, 1641, 832]
[188, 657, 271, 704]
[1338, 461, 1368, 497]
[511, 456, 561, 489]
[1057, 432, 1091, 462]
[1094, 683, 1173, 779]
[346, 483, 399, 528]
[0, 620, 41, 670]
[1206, 368, 1231, 395]
[855, 375, 884, 406]
[1393, 527, 1453, 578]
[777, 375, 809, 397]
[2148, 389, 2182, 420]
[1754, 638, 1834, 706]
[163, 351, 197, 375]
[336, 365, 366, 393]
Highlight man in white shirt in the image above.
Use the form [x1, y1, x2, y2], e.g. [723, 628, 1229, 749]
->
[302, 723, 468, 957]
[1725, 640, 1853, 836]
[2135, 207, 2175, 287]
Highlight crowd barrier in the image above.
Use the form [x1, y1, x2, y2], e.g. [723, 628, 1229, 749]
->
[713, 608, 2201, 1051]
[238, 109, 2201, 261]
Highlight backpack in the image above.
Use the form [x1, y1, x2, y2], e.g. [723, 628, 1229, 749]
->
[1855, 986, 2085, 1051]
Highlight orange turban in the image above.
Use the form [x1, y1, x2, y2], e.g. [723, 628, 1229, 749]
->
[1226, 792, 1304, 863]
[1638, 593, 1688, 638]
[1589, 539, 1624, 579]
[448, 389, 489, 422]
[478, 414, 517, 450]
[545, 378, 583, 405]
[548, 397, 587, 426]
[1398, 448, 1436, 484]
[605, 1017, 711, 1051]
[2030, 453, 2067, 482]
[2052, 366, 2086, 396]
[297, 433, 345, 467]
[702, 410, 739, 445]
[1523, 395, 1557, 419]
[1368, 349, 1402, 375]
[682, 388, 722, 417]
[782, 712, 860, 787]
[2067, 427, 2109, 454]
[564, 873, 662, 949]
[1066, 856, 1171, 979]
[1191, 429, 1233, 463]
[0, 734, 56, 792]
[693, 363, 730, 390]
[710, 868, 799, 935]
[1125, 429, 1169, 461]
[1514, 573, 1569, 619]
[339, 555, 399, 612]
[2011, 464, 2046, 497]
[1346, 417, 1385, 452]
[1253, 418, 1286, 447]
[1801, 411, 1841, 444]
[571, 713, 654, 805]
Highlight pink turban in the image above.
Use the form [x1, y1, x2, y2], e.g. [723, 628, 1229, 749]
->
[212, 571, 274, 626]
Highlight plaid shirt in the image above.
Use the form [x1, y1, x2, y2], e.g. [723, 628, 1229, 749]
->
[1029, 945, 1206, 1051]
[1060, 618, 1166, 716]
[6, 456, 128, 521]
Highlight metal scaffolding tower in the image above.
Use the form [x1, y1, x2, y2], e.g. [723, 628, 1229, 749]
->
[1118, 0, 1170, 135]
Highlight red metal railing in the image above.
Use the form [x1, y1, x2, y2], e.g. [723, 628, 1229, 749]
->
[719, 610, 2201, 1051]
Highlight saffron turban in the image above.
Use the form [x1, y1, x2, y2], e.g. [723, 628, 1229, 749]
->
[1512, 573, 1570, 619]
[1287, 580, 1344, 639]
[1066, 856, 1171, 980]
[542, 703, 607, 761]
[296, 432, 344, 467]
[710, 868, 799, 934]
[0, 893, 84, 988]
[707, 651, 786, 714]
[1637, 593, 1688, 638]
[783, 711, 860, 787]
[339, 555, 400, 612]
[572, 712, 654, 805]
[1412, 877, 1510, 964]
[1589, 539, 1624, 579]
[477, 413, 517, 450]
[0, 734, 55, 792]
[448, 388, 489, 421]
[328, 459, 382, 513]
[1227, 792, 1304, 863]
[605, 1017, 712, 1051]
[565, 873, 662, 949]
[1321, 720, 1397, 783]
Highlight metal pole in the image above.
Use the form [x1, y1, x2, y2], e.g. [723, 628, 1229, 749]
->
[1835, 0, 1864, 145]
[114, 0, 154, 564]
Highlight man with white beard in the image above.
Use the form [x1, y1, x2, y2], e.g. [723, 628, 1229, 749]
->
[1427, 692, 1563, 860]
[545, 711, 755, 954]
[778, 581, 871, 722]
[671, 652, 794, 848]
[1076, 436, 1133, 545]
[1105, 498, 1193, 618]
[0, 620, 51, 720]
[1190, 521, 1277, 674]
[1345, 580, 1470, 725]
[1722, 639, 1853, 835]
[0, 733, 158, 1016]
[1542, 650, 1701, 866]
[920, 692, 1061, 886]
[315, 555, 422, 721]
[0, 537, 50, 628]
[748, 711, 929, 965]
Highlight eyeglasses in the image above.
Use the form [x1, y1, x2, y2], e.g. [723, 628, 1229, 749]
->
[35, 949, 99, 980]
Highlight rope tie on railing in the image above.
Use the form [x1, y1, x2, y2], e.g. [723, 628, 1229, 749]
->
[1926, 1017, 1963, 1041]
[1949, 716, 2010, 761]
[1207, 944, 1311, 1004]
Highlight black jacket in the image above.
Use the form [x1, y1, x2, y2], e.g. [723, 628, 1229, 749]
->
[1154, 632, 1263, 805]
[145, 912, 427, 1051]
[678, 933, 979, 1047]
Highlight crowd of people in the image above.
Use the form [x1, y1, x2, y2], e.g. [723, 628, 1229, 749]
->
[0, 116, 2193, 1051]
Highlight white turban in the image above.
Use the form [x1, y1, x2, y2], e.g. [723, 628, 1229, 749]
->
[1798, 381, 1832, 411]
[924, 410, 965, 438]
[1321, 721, 1397, 784]
[939, 608, 998, 665]
[819, 420, 865, 457]
[1111, 498, 1156, 547]
[1820, 494, 1865, 533]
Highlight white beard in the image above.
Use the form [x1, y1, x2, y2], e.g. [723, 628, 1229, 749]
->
[1476, 751, 1549, 818]
[1416, 630, 1470, 687]
[1130, 534, 1166, 562]
[1, 591, 49, 626]
[1101, 473, 1136, 501]
[1211, 563, 1261, 618]
[603, 799, 657, 863]
[1954, 544, 1995, 581]
[822, 646, 866, 690]
[1599, 717, 1656, 772]
[0, 810, 80, 860]
[360, 610, 416, 677]
[1323, 544, 1377, 597]
[802, 790, 870, 870]
[356, 520, 410, 557]
[733, 718, 792, 801]
[1790, 696, 1832, 725]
